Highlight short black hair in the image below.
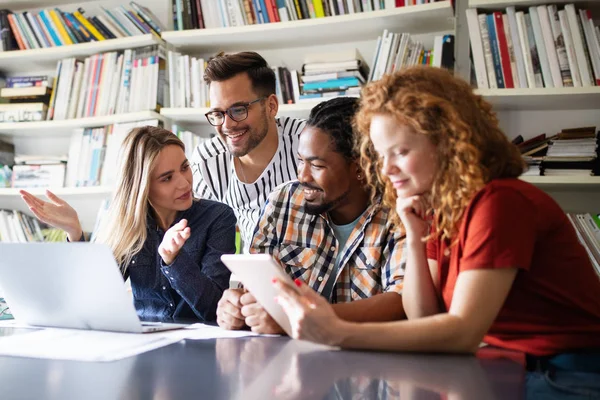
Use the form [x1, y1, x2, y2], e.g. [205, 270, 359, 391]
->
[306, 97, 360, 161]
[203, 51, 276, 97]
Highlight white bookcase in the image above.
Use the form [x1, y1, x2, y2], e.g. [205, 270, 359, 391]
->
[456, 0, 600, 213]
[0, 0, 598, 232]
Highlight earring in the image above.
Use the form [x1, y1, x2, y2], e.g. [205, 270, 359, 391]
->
[357, 174, 362, 180]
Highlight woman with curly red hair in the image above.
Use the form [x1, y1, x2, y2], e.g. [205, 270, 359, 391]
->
[273, 66, 600, 396]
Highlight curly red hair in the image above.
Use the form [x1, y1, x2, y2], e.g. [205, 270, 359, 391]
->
[356, 66, 524, 243]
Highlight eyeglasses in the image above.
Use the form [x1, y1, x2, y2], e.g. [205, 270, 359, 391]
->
[205, 97, 266, 126]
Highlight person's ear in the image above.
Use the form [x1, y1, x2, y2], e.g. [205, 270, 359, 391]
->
[267, 94, 278, 117]
[352, 161, 364, 181]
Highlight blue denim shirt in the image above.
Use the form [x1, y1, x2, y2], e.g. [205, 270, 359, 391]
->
[124, 199, 236, 322]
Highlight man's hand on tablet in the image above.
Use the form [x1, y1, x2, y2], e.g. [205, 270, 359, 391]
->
[240, 291, 285, 334]
[216, 288, 246, 330]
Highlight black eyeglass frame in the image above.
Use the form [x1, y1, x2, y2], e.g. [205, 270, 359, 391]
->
[204, 96, 266, 126]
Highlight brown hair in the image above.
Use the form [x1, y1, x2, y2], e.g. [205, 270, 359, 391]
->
[356, 66, 525, 242]
[203, 51, 276, 97]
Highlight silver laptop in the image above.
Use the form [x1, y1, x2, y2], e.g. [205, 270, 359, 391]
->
[0, 243, 186, 333]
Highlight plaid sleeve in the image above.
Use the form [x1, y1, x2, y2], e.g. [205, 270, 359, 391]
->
[249, 190, 282, 258]
[382, 230, 406, 294]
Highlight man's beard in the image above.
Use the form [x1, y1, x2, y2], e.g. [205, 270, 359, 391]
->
[224, 115, 269, 157]
[303, 188, 350, 216]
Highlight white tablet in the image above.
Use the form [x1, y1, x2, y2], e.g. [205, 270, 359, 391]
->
[220, 254, 300, 336]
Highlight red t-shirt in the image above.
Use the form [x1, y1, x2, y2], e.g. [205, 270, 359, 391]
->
[427, 179, 600, 356]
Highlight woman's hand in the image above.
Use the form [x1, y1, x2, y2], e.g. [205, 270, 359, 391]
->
[273, 278, 346, 347]
[20, 189, 83, 242]
[396, 195, 429, 245]
[158, 219, 191, 265]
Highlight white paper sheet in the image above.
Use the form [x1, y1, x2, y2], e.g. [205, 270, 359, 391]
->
[0, 328, 181, 362]
[155, 323, 275, 341]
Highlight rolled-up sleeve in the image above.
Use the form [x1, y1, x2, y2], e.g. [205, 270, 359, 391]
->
[382, 230, 406, 295]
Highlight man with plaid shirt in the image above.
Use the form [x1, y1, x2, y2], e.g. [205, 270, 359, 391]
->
[216, 97, 406, 334]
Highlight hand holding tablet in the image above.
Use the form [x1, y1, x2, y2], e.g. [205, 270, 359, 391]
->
[220, 254, 301, 336]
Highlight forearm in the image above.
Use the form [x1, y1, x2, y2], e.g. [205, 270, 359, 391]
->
[402, 240, 440, 319]
[332, 292, 405, 322]
[337, 313, 480, 354]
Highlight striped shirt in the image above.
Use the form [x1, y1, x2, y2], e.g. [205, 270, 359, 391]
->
[191, 117, 306, 252]
[250, 181, 406, 303]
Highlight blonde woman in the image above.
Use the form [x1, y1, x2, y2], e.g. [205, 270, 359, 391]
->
[20, 126, 236, 322]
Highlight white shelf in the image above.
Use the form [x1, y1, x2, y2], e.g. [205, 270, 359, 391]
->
[161, 2, 455, 53]
[160, 103, 319, 124]
[0, 186, 112, 197]
[0, 35, 162, 74]
[476, 87, 600, 110]
[521, 175, 600, 187]
[469, 0, 598, 9]
[0, 110, 165, 137]
[3, 0, 96, 9]
[0, 186, 112, 232]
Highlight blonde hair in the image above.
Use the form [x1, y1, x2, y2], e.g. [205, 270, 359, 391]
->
[356, 66, 525, 243]
[94, 126, 185, 271]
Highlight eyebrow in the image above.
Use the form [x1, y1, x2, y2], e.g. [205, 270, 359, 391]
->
[301, 155, 325, 162]
[156, 160, 189, 179]
[209, 101, 249, 112]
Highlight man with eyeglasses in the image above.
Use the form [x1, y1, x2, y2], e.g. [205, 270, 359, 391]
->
[192, 52, 306, 253]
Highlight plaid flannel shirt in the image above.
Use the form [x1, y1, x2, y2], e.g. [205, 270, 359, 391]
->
[250, 181, 406, 303]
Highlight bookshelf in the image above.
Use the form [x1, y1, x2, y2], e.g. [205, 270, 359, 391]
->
[0, 111, 165, 137]
[457, 0, 600, 213]
[476, 87, 600, 110]
[0, 35, 163, 74]
[161, 2, 455, 53]
[0, 0, 597, 233]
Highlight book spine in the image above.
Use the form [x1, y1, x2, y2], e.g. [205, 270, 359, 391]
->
[547, 5, 573, 87]
[39, 10, 63, 46]
[487, 14, 505, 88]
[494, 12, 514, 88]
[524, 13, 544, 88]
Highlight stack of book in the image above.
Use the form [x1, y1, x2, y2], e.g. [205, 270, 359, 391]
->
[167, 52, 209, 108]
[299, 49, 367, 103]
[543, 127, 598, 176]
[11, 155, 67, 188]
[369, 30, 455, 81]
[567, 212, 600, 277]
[466, 4, 600, 89]
[171, 0, 443, 30]
[514, 127, 599, 176]
[48, 45, 167, 120]
[0, 3, 163, 52]
[0, 75, 53, 122]
[513, 133, 552, 176]
[0, 209, 46, 243]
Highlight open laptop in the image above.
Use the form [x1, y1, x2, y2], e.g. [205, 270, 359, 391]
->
[0, 243, 186, 333]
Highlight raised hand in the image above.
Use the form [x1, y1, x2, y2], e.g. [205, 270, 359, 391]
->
[20, 189, 83, 242]
[158, 219, 191, 265]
